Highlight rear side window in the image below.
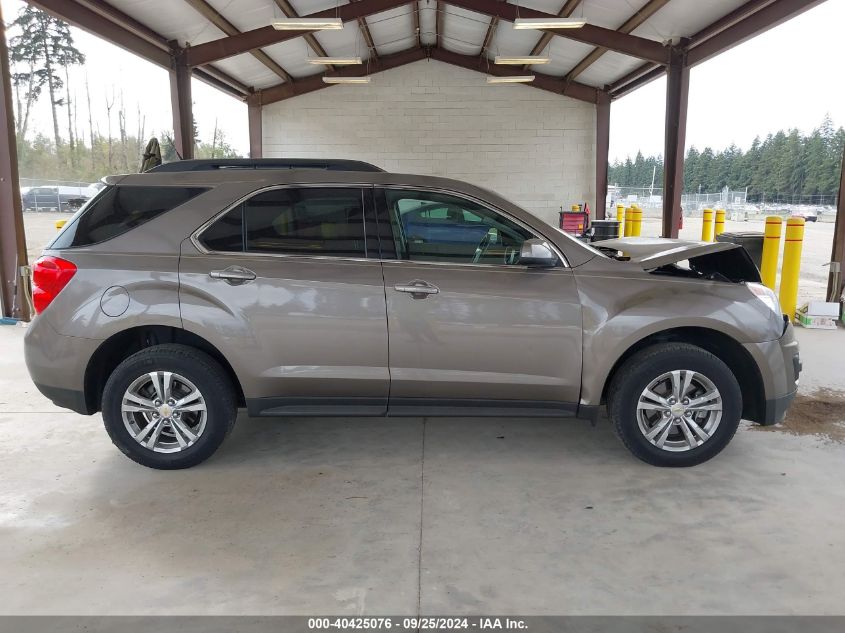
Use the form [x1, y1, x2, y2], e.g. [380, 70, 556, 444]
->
[50, 185, 206, 248]
[199, 187, 366, 258]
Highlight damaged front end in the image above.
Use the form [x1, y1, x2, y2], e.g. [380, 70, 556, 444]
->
[592, 237, 761, 284]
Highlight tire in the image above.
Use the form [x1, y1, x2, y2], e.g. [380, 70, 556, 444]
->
[607, 342, 742, 467]
[102, 344, 237, 469]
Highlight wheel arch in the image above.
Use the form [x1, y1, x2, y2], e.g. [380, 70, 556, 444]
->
[599, 326, 766, 424]
[84, 325, 246, 414]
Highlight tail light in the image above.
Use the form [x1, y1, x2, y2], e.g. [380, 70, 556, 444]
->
[31, 256, 77, 314]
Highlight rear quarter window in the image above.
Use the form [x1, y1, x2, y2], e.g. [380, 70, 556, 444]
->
[49, 185, 207, 248]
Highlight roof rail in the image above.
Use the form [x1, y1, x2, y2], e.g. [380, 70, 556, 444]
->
[147, 158, 385, 173]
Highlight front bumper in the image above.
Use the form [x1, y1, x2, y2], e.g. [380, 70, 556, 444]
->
[763, 389, 797, 426]
[744, 317, 800, 426]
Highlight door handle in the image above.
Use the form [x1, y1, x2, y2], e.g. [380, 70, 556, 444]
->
[394, 280, 439, 298]
[209, 266, 256, 285]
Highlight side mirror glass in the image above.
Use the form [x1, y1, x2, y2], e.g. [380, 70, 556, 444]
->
[519, 238, 558, 267]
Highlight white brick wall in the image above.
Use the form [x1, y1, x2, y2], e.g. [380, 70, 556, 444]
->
[262, 59, 596, 228]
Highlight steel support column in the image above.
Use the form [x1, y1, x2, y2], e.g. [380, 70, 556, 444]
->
[595, 92, 610, 221]
[828, 145, 845, 302]
[247, 95, 263, 159]
[662, 48, 689, 238]
[169, 52, 194, 160]
[0, 3, 30, 321]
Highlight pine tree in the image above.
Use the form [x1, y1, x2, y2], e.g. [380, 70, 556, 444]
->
[9, 6, 85, 152]
[607, 117, 843, 203]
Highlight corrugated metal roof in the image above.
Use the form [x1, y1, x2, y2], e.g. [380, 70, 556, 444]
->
[92, 0, 774, 95]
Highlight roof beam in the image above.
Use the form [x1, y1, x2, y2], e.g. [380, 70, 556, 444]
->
[412, 1, 421, 48]
[193, 67, 252, 99]
[524, 0, 581, 67]
[28, 0, 171, 67]
[259, 46, 429, 105]
[687, 0, 826, 66]
[430, 47, 600, 103]
[350, 0, 379, 59]
[565, 0, 671, 82]
[686, 0, 776, 46]
[186, 0, 409, 67]
[445, 0, 670, 64]
[77, 0, 171, 49]
[182, 0, 292, 82]
[435, 1, 445, 48]
[77, 0, 250, 94]
[27, 0, 249, 98]
[480, 16, 499, 57]
[608, 0, 824, 98]
[608, 62, 664, 99]
[272, 0, 333, 65]
[258, 45, 603, 106]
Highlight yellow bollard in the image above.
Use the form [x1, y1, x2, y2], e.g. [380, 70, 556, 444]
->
[714, 209, 726, 237]
[760, 216, 782, 290]
[701, 209, 714, 242]
[55, 219, 67, 231]
[631, 207, 643, 237]
[779, 216, 805, 320]
[616, 205, 625, 238]
[624, 207, 633, 237]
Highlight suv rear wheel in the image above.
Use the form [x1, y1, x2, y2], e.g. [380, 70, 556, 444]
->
[102, 344, 237, 469]
[608, 343, 742, 467]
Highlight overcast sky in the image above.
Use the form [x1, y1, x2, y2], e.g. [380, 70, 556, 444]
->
[2, 0, 843, 160]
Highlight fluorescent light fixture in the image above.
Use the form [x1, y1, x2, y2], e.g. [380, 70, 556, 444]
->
[308, 56, 363, 65]
[272, 18, 343, 30]
[322, 76, 371, 84]
[513, 17, 587, 29]
[486, 75, 535, 84]
[494, 55, 550, 65]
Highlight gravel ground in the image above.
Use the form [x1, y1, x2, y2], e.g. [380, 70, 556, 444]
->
[23, 210, 838, 304]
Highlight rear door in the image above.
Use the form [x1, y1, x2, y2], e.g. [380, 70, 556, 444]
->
[376, 187, 583, 416]
[179, 185, 390, 416]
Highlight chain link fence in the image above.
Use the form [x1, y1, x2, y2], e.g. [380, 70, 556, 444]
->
[607, 185, 836, 220]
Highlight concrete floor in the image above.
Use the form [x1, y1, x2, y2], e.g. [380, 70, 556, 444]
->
[1, 323, 844, 615]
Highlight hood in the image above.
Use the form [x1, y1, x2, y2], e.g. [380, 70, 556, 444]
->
[592, 237, 761, 283]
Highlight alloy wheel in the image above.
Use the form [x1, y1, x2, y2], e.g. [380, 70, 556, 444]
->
[636, 370, 723, 452]
[121, 371, 207, 453]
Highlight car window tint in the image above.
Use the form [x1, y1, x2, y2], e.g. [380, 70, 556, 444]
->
[200, 206, 244, 252]
[50, 185, 207, 248]
[384, 189, 533, 265]
[242, 188, 365, 257]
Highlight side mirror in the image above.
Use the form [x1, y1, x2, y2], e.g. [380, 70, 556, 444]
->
[519, 238, 558, 267]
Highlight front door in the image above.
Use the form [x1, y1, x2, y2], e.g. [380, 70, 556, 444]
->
[376, 188, 583, 416]
[179, 185, 389, 416]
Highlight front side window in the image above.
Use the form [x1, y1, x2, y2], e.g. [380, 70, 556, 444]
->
[200, 187, 366, 258]
[383, 189, 533, 265]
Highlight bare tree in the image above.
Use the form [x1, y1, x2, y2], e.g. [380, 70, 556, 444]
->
[85, 76, 95, 171]
[118, 90, 129, 171]
[105, 88, 115, 170]
[211, 119, 219, 159]
[64, 65, 76, 166]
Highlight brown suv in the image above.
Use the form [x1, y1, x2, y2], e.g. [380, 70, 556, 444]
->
[24, 159, 800, 469]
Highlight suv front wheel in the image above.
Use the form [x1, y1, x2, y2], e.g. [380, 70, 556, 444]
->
[102, 344, 237, 469]
[608, 343, 742, 467]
